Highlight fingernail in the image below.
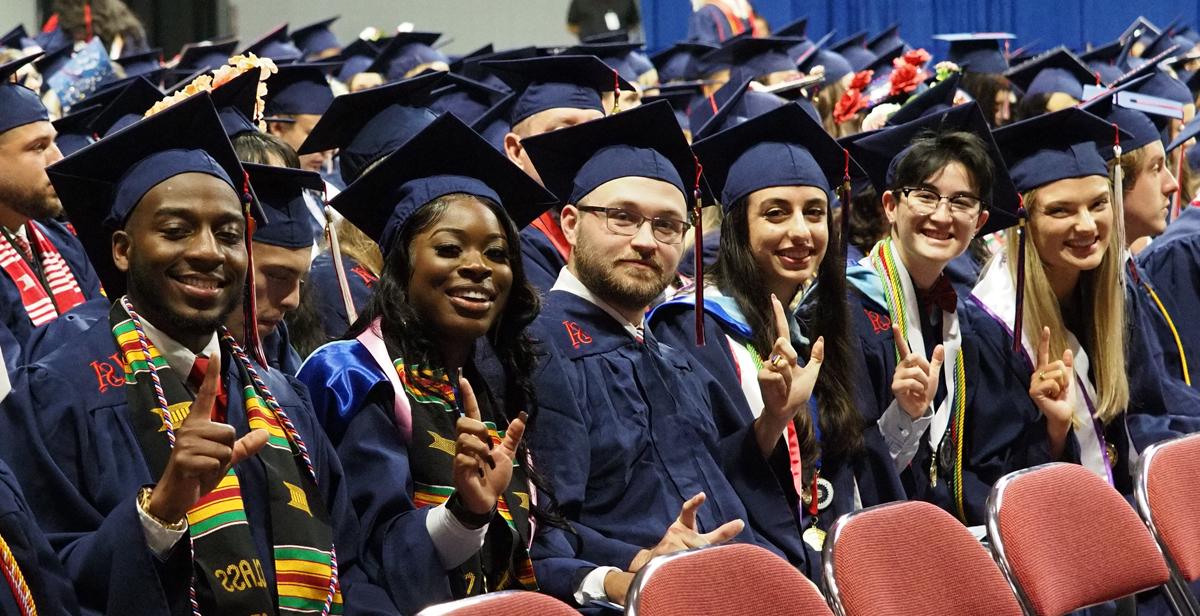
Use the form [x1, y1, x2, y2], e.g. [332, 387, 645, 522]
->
[517, 411, 529, 424]
[457, 367, 464, 381]
[487, 455, 496, 469]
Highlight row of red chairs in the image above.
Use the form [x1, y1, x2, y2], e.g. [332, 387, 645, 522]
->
[418, 433, 1200, 616]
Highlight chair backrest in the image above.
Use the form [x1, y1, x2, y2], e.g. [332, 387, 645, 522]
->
[822, 500, 1023, 616]
[626, 543, 833, 616]
[415, 590, 579, 616]
[1137, 433, 1200, 582]
[987, 462, 1171, 616]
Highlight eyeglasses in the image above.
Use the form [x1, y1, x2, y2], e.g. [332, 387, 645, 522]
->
[899, 187, 984, 217]
[577, 206, 692, 244]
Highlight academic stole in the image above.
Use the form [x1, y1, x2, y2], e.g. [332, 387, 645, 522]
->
[0, 532, 36, 616]
[109, 300, 342, 616]
[867, 238, 969, 521]
[0, 223, 86, 327]
[391, 357, 538, 595]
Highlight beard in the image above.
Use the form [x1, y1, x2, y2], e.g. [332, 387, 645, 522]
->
[573, 234, 674, 314]
[0, 176, 62, 222]
[126, 255, 242, 341]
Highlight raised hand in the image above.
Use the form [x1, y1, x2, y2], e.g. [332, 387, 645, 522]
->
[755, 294, 824, 457]
[890, 324, 945, 419]
[451, 373, 526, 519]
[1029, 327, 1074, 456]
[148, 352, 269, 524]
[627, 492, 745, 573]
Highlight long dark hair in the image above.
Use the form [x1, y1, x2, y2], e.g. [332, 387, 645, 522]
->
[707, 192, 864, 471]
[345, 194, 566, 527]
[960, 72, 1012, 128]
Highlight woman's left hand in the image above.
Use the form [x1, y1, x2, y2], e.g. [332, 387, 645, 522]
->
[755, 294, 824, 457]
[451, 374, 527, 518]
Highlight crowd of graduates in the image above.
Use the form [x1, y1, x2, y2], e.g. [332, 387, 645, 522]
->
[0, 1, 1199, 614]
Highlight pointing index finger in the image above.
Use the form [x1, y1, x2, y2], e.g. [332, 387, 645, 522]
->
[892, 324, 911, 359]
[185, 352, 221, 424]
[1038, 326, 1051, 368]
[770, 294, 790, 344]
[459, 372, 482, 422]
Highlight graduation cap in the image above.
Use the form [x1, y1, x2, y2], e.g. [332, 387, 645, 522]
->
[1005, 47, 1096, 99]
[773, 17, 808, 39]
[427, 72, 509, 124]
[886, 73, 964, 126]
[0, 53, 48, 135]
[1168, 113, 1200, 153]
[87, 75, 163, 137]
[210, 69, 262, 137]
[115, 48, 163, 78]
[582, 31, 633, 44]
[449, 43, 496, 71]
[46, 92, 261, 297]
[455, 45, 540, 89]
[867, 24, 905, 54]
[241, 24, 304, 64]
[692, 79, 787, 141]
[45, 38, 118, 109]
[843, 102, 1020, 236]
[650, 41, 719, 83]
[174, 38, 239, 72]
[33, 43, 73, 80]
[862, 41, 907, 82]
[244, 163, 322, 248]
[1080, 75, 1182, 151]
[1080, 38, 1130, 85]
[699, 36, 801, 84]
[291, 17, 341, 59]
[992, 106, 1128, 193]
[563, 41, 649, 84]
[333, 39, 380, 83]
[1007, 40, 1042, 66]
[692, 101, 849, 210]
[1110, 47, 1193, 105]
[934, 32, 1016, 74]
[330, 111, 555, 255]
[831, 31, 876, 72]
[0, 25, 34, 50]
[1121, 16, 1161, 45]
[366, 32, 448, 82]
[797, 32, 853, 84]
[32, 24, 68, 53]
[470, 91, 516, 152]
[263, 62, 336, 116]
[52, 103, 101, 156]
[481, 54, 632, 125]
[641, 83, 701, 136]
[298, 71, 444, 183]
[1141, 19, 1190, 59]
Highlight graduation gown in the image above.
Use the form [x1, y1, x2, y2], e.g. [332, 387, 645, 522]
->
[519, 225, 567, 295]
[648, 288, 905, 582]
[0, 319, 394, 615]
[527, 288, 806, 573]
[262, 320, 303, 376]
[308, 251, 377, 339]
[1136, 207, 1200, 392]
[686, 3, 754, 45]
[0, 458, 81, 616]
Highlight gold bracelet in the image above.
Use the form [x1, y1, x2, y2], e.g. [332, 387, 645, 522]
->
[137, 486, 187, 531]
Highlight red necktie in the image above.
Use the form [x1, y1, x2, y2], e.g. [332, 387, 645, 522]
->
[917, 275, 958, 315]
[187, 356, 228, 423]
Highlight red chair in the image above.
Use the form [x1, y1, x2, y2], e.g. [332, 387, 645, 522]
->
[626, 543, 833, 616]
[822, 500, 1023, 616]
[987, 462, 1171, 616]
[1135, 433, 1200, 615]
[415, 590, 578, 616]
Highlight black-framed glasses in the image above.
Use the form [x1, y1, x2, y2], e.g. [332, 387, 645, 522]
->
[899, 187, 984, 217]
[577, 206, 692, 244]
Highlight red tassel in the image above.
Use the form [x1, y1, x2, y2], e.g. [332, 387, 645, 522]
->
[240, 171, 267, 367]
[611, 69, 621, 114]
[83, 3, 92, 42]
[839, 149, 852, 250]
[41, 13, 58, 33]
[1012, 194, 1027, 354]
[692, 155, 705, 347]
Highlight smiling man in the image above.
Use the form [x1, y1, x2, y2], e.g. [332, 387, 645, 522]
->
[0, 53, 103, 354]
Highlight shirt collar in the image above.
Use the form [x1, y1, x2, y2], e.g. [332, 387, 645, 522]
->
[134, 305, 221, 377]
[551, 267, 645, 340]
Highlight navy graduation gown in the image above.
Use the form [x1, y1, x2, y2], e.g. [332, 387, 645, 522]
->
[648, 298, 906, 581]
[0, 319, 393, 615]
[262, 320, 303, 376]
[1137, 209, 1200, 392]
[518, 226, 566, 295]
[308, 251, 377, 339]
[0, 458, 80, 615]
[527, 290, 805, 572]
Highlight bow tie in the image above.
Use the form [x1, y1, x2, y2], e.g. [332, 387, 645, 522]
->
[916, 275, 957, 315]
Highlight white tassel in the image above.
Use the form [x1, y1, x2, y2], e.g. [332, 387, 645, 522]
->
[324, 206, 359, 326]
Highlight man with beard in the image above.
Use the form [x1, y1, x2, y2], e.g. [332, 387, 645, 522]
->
[0, 53, 103, 355]
[518, 101, 815, 598]
[0, 93, 391, 615]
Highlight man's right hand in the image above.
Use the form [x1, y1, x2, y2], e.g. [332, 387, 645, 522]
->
[147, 352, 268, 524]
[890, 324, 945, 419]
[627, 492, 744, 573]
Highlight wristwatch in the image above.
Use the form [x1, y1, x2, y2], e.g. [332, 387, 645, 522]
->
[138, 486, 188, 531]
[446, 492, 496, 530]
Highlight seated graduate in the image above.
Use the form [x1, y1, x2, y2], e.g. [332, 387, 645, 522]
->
[974, 107, 1200, 499]
[518, 100, 807, 589]
[842, 102, 1030, 524]
[296, 113, 582, 612]
[647, 102, 905, 578]
[0, 93, 390, 615]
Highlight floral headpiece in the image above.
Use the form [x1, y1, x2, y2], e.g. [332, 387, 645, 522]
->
[144, 54, 278, 130]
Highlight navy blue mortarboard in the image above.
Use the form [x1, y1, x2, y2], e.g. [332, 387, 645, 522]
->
[774, 17, 808, 39]
[366, 32, 448, 82]
[523, 100, 695, 206]
[831, 31, 876, 72]
[244, 163, 322, 248]
[32, 25, 68, 54]
[427, 72, 508, 125]
[44, 39, 117, 108]
[992, 106, 1128, 194]
[798, 33, 853, 85]
[242, 24, 304, 64]
[32, 43, 72, 80]
[1177, 26, 1200, 46]
[263, 62, 335, 116]
[470, 92, 515, 152]
[88, 76, 163, 137]
[0, 25, 35, 50]
[1007, 40, 1042, 66]
[564, 41, 649, 84]
[844, 102, 1020, 235]
[1080, 76, 1182, 151]
[650, 41, 718, 83]
[1110, 48, 1193, 105]
[1121, 17, 1161, 46]
[692, 78, 787, 141]
[867, 24, 905, 54]
[0, 53, 48, 135]
[693, 101, 849, 209]
[333, 39, 379, 83]
[174, 38, 238, 72]
[1168, 114, 1200, 153]
[886, 73, 964, 126]
[1141, 19, 1191, 59]
[52, 103, 101, 156]
[330, 112, 556, 255]
[934, 32, 1015, 74]
[1080, 38, 1130, 85]
[116, 48, 162, 77]
[699, 36, 801, 84]
[46, 92, 260, 295]
[642, 83, 700, 136]
[581, 31, 632, 44]
[456, 45, 539, 91]
[210, 69, 262, 137]
[291, 17, 341, 59]
[481, 54, 631, 125]
[298, 71, 444, 183]
[1005, 47, 1096, 99]
[449, 43, 495, 71]
[862, 41, 907, 82]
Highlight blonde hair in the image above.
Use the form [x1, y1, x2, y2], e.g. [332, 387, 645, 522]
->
[335, 218, 383, 276]
[1006, 185, 1129, 423]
